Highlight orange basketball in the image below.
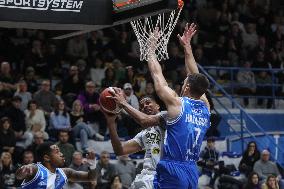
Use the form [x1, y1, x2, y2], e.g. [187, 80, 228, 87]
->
[99, 87, 122, 114]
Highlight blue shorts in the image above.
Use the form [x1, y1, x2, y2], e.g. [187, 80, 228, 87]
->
[154, 160, 199, 189]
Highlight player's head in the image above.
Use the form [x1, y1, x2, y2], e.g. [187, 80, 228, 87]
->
[139, 96, 160, 115]
[37, 142, 65, 168]
[181, 73, 209, 99]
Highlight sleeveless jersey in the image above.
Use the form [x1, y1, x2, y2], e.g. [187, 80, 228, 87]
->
[21, 163, 67, 189]
[162, 97, 210, 162]
[132, 112, 166, 172]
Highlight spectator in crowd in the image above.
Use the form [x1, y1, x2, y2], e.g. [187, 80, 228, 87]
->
[123, 83, 139, 110]
[90, 57, 106, 87]
[14, 80, 32, 111]
[242, 23, 258, 51]
[115, 155, 136, 189]
[252, 51, 269, 69]
[101, 67, 118, 89]
[62, 65, 84, 98]
[0, 152, 17, 188]
[24, 40, 48, 77]
[244, 171, 261, 189]
[27, 131, 45, 156]
[33, 80, 58, 115]
[239, 141, 260, 176]
[0, 117, 16, 155]
[70, 100, 104, 152]
[66, 35, 88, 60]
[25, 100, 48, 139]
[96, 151, 117, 189]
[49, 100, 71, 133]
[77, 81, 105, 135]
[5, 96, 33, 149]
[236, 61, 256, 107]
[108, 175, 124, 189]
[21, 150, 34, 165]
[198, 137, 220, 187]
[0, 62, 15, 92]
[261, 175, 280, 189]
[253, 150, 283, 186]
[255, 71, 273, 108]
[119, 66, 140, 93]
[56, 131, 75, 166]
[24, 66, 38, 94]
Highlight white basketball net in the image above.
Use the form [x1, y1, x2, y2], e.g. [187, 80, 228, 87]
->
[131, 6, 183, 61]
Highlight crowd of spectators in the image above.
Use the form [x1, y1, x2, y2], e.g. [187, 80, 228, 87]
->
[0, 0, 284, 188]
[198, 139, 284, 189]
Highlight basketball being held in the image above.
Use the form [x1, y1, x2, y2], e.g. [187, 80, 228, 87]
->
[99, 87, 122, 114]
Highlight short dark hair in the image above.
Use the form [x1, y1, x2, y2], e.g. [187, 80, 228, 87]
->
[187, 73, 209, 98]
[36, 142, 54, 162]
[27, 100, 37, 109]
[139, 95, 156, 104]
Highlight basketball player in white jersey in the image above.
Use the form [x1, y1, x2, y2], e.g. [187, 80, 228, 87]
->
[103, 96, 166, 189]
[16, 142, 97, 189]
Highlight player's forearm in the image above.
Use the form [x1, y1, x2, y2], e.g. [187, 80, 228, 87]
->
[147, 56, 168, 87]
[87, 168, 97, 181]
[107, 119, 125, 155]
[184, 46, 199, 74]
[120, 101, 151, 127]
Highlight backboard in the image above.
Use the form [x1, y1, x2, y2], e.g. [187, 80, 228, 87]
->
[113, 0, 180, 25]
[0, 0, 180, 38]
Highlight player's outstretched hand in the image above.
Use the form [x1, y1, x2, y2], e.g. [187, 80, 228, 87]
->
[16, 164, 37, 180]
[177, 23, 197, 47]
[107, 87, 127, 107]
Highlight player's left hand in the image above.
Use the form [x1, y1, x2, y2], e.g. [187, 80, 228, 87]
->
[177, 23, 197, 47]
[107, 87, 127, 107]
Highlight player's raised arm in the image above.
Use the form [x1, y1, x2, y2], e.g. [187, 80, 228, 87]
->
[107, 88, 162, 127]
[102, 111, 142, 156]
[147, 30, 181, 118]
[178, 23, 210, 110]
[16, 164, 38, 181]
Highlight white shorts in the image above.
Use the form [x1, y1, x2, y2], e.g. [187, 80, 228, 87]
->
[130, 170, 156, 189]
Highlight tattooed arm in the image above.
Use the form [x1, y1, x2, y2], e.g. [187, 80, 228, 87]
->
[63, 167, 97, 182]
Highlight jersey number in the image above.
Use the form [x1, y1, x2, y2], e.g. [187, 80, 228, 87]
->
[193, 127, 201, 148]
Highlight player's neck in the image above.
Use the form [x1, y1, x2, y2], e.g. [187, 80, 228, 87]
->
[43, 162, 56, 173]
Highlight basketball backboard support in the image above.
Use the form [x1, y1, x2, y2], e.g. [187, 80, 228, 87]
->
[0, 0, 180, 38]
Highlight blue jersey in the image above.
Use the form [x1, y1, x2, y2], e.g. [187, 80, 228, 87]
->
[162, 97, 210, 162]
[21, 163, 67, 189]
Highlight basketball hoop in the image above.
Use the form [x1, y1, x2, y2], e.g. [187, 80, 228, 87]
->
[131, 0, 184, 61]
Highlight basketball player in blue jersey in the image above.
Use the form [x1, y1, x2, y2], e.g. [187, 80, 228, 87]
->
[147, 23, 210, 189]
[103, 96, 166, 189]
[16, 142, 97, 189]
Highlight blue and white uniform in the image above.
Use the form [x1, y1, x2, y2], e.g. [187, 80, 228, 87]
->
[21, 163, 67, 189]
[155, 97, 210, 189]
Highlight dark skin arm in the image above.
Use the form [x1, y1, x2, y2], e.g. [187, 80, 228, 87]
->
[63, 167, 97, 182]
[103, 111, 142, 156]
[108, 88, 162, 128]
